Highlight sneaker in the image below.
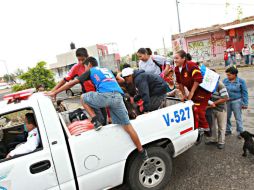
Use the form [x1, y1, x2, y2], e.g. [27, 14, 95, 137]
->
[237, 134, 242, 139]
[217, 144, 225, 149]
[140, 149, 149, 162]
[93, 120, 103, 131]
[195, 130, 204, 145]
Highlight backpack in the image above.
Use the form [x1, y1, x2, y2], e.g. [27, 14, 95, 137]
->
[186, 63, 220, 93]
[152, 59, 165, 72]
[69, 108, 88, 123]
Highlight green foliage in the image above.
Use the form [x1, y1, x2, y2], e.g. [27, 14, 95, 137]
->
[15, 68, 24, 77]
[2, 69, 24, 83]
[119, 63, 124, 71]
[131, 53, 138, 62]
[167, 51, 173, 57]
[11, 84, 27, 92]
[3, 74, 16, 83]
[12, 61, 56, 92]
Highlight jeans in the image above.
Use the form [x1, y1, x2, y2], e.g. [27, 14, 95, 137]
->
[82, 92, 130, 125]
[251, 55, 254, 65]
[225, 60, 230, 67]
[229, 55, 236, 65]
[244, 55, 250, 65]
[226, 99, 243, 134]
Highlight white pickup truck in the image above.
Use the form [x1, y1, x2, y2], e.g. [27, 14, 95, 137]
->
[0, 90, 198, 190]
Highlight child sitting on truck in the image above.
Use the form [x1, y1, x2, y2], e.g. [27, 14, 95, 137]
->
[6, 113, 40, 159]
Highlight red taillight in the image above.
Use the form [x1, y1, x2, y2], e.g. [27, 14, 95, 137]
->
[3, 89, 34, 103]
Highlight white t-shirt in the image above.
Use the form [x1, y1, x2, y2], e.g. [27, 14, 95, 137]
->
[227, 48, 235, 56]
[139, 55, 170, 75]
[179, 66, 183, 73]
[242, 47, 250, 56]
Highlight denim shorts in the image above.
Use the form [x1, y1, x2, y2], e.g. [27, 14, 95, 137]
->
[82, 92, 130, 126]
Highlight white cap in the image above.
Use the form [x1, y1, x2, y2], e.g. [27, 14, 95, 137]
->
[121, 68, 134, 77]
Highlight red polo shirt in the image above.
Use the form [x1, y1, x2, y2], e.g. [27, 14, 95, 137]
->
[64, 63, 95, 92]
[175, 61, 211, 105]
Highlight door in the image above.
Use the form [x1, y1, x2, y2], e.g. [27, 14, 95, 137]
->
[0, 107, 59, 190]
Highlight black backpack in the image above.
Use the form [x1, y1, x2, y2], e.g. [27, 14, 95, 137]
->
[152, 59, 165, 72]
[69, 108, 88, 122]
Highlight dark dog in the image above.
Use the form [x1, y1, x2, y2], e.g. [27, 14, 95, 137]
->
[240, 131, 254, 157]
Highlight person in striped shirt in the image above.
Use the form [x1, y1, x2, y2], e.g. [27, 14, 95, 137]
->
[205, 79, 229, 149]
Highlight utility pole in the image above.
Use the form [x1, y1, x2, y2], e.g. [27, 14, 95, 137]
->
[176, 0, 183, 49]
[163, 37, 167, 56]
[132, 38, 137, 62]
[0, 59, 11, 83]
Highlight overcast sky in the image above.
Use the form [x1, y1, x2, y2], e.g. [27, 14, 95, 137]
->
[0, 0, 254, 76]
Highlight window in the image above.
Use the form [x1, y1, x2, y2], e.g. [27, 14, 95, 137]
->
[0, 108, 42, 161]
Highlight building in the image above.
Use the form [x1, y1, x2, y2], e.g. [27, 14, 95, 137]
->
[49, 44, 120, 82]
[222, 21, 254, 53]
[172, 16, 254, 65]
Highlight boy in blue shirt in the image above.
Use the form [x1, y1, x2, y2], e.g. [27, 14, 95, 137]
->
[47, 57, 148, 161]
[223, 67, 248, 138]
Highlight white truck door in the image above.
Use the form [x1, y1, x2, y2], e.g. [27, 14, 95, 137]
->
[0, 106, 60, 190]
[0, 149, 59, 190]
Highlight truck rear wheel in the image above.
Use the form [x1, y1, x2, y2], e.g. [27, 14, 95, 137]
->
[126, 146, 172, 190]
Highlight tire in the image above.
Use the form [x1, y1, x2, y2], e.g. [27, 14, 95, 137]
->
[126, 146, 172, 190]
[66, 89, 74, 97]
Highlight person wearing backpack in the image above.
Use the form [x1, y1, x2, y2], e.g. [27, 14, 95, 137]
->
[174, 50, 212, 140]
[137, 48, 171, 76]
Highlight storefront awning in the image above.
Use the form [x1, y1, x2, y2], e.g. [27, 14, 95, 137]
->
[221, 21, 254, 30]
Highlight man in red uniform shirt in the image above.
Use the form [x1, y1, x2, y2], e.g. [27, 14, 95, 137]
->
[174, 50, 211, 139]
[51, 48, 106, 125]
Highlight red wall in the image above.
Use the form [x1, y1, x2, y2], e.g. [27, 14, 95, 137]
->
[226, 25, 254, 52]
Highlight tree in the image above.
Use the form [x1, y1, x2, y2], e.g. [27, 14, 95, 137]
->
[167, 51, 173, 57]
[2, 69, 24, 83]
[131, 53, 138, 62]
[12, 61, 56, 92]
[3, 73, 16, 83]
[14, 68, 24, 77]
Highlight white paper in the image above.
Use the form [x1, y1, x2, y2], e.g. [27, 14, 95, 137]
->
[199, 68, 220, 92]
